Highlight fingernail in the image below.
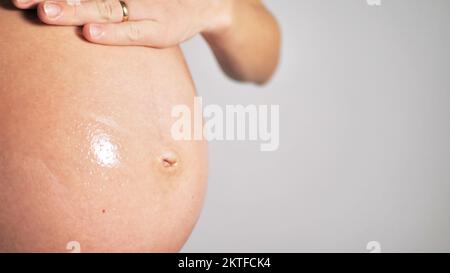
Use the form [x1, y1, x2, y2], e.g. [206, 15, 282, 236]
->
[89, 25, 104, 38]
[17, 0, 33, 4]
[44, 2, 62, 19]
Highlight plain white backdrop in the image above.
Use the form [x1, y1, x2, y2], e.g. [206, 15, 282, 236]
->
[181, 0, 450, 252]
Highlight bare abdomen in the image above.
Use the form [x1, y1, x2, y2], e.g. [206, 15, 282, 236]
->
[0, 5, 207, 252]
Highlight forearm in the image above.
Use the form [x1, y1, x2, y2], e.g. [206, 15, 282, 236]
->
[202, 0, 281, 85]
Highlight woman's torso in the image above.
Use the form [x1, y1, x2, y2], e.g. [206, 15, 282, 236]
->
[0, 3, 207, 252]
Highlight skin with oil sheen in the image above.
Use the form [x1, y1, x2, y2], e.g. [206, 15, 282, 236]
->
[0, 5, 207, 252]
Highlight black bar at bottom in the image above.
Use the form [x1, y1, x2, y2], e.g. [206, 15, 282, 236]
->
[0, 253, 447, 272]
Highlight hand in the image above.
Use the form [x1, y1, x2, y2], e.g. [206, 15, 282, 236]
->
[12, 0, 280, 84]
[12, 0, 231, 48]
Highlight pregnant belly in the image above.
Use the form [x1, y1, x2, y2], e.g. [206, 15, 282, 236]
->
[0, 5, 207, 252]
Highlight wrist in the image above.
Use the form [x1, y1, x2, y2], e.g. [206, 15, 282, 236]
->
[201, 0, 234, 37]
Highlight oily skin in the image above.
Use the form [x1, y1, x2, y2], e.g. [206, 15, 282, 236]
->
[0, 6, 207, 252]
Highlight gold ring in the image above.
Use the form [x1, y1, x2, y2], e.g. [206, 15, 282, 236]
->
[119, 1, 129, 22]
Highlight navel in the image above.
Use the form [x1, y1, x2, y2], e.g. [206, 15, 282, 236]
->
[157, 150, 181, 175]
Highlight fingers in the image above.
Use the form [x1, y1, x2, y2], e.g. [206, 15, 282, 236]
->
[13, 0, 82, 10]
[36, 0, 147, 25]
[12, 0, 175, 48]
[83, 21, 170, 48]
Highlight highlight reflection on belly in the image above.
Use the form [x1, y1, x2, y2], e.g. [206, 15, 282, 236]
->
[90, 131, 120, 168]
[87, 115, 126, 170]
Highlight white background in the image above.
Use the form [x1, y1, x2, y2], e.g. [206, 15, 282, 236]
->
[181, 0, 450, 252]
